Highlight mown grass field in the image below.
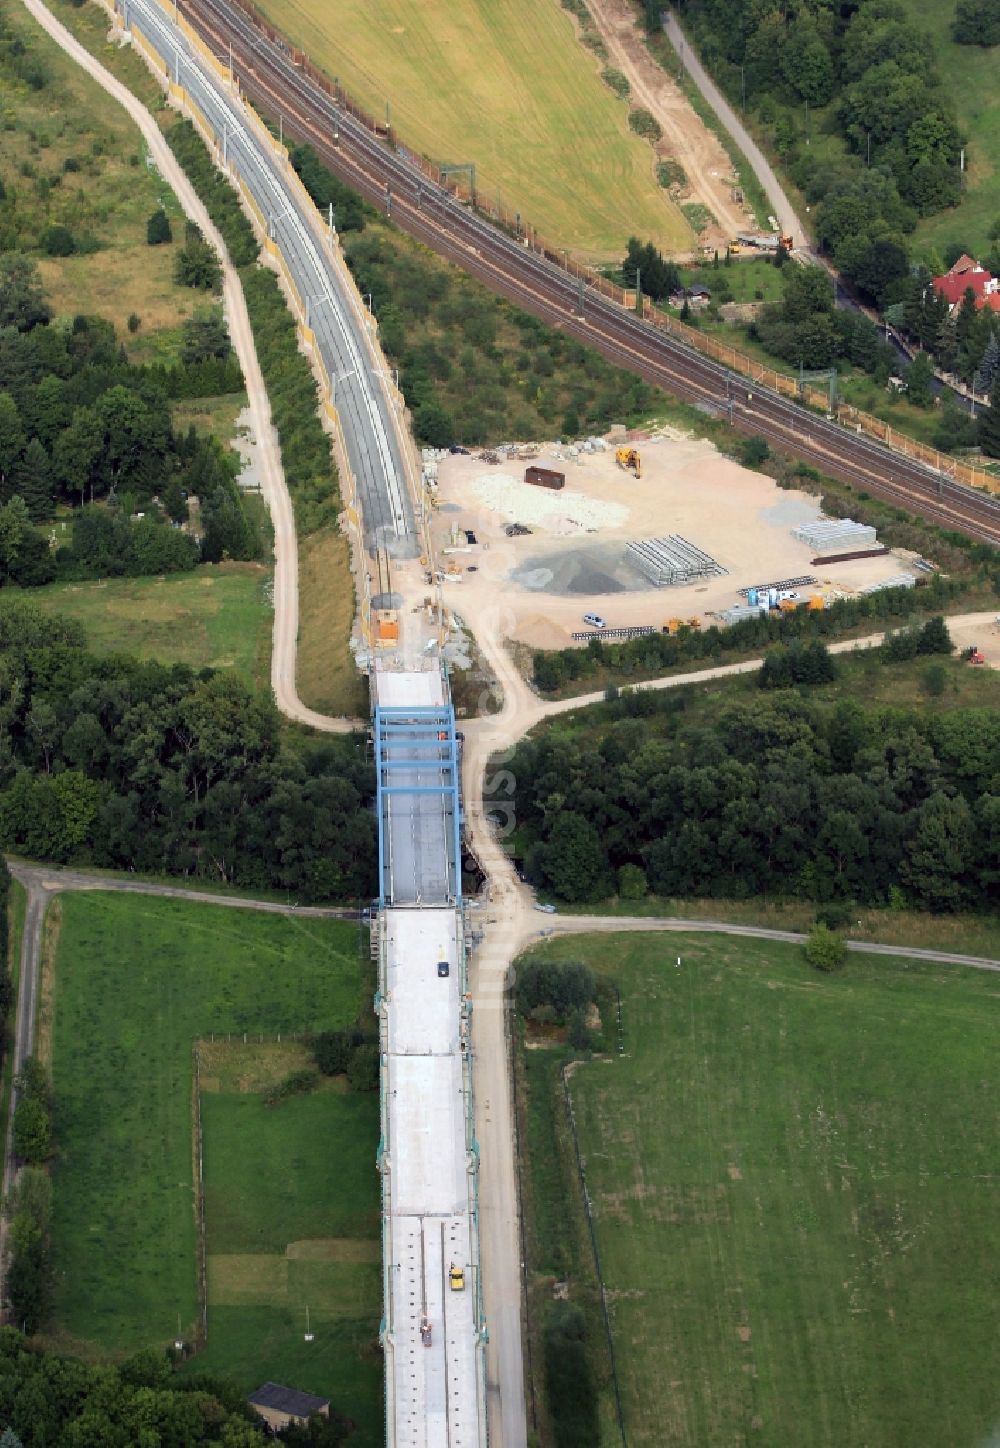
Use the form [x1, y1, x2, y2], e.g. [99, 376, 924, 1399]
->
[257, 0, 689, 258]
[296, 530, 367, 719]
[193, 1042, 381, 1443]
[900, 1, 1000, 259]
[46, 894, 369, 1360]
[520, 932, 1000, 1447]
[3, 564, 272, 683]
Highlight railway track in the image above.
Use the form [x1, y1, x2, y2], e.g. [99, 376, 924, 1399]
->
[185, 0, 1000, 547]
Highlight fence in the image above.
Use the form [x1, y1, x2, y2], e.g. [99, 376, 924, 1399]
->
[212, 0, 1000, 499]
[132, 0, 449, 651]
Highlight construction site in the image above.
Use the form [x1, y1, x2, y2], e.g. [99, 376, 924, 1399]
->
[425, 429, 921, 654]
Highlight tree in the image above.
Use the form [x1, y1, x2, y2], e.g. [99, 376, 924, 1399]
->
[740, 437, 769, 468]
[12, 1096, 49, 1163]
[902, 791, 973, 911]
[539, 811, 609, 901]
[0, 254, 51, 331]
[804, 923, 847, 972]
[973, 332, 1000, 395]
[174, 231, 221, 290]
[181, 308, 230, 364]
[617, 862, 647, 899]
[917, 615, 953, 655]
[954, 0, 1000, 45]
[14, 438, 54, 521]
[146, 208, 172, 245]
[413, 401, 454, 447]
[0, 392, 25, 497]
[42, 225, 74, 257]
[978, 378, 1000, 458]
[904, 350, 934, 407]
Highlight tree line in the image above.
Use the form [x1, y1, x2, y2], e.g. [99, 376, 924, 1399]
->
[0, 1330, 353, 1444]
[503, 664, 1000, 913]
[0, 602, 376, 899]
[530, 578, 963, 692]
[169, 123, 341, 535]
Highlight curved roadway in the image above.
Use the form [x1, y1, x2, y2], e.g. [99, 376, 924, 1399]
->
[122, 0, 415, 557]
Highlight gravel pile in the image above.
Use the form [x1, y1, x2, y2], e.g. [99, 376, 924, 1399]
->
[472, 472, 628, 534]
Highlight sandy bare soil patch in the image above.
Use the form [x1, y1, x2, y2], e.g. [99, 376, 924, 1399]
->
[429, 432, 919, 652]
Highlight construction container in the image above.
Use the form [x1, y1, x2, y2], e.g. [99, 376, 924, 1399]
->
[374, 610, 399, 645]
[723, 604, 767, 625]
[525, 466, 565, 490]
[807, 596, 826, 611]
[793, 518, 877, 550]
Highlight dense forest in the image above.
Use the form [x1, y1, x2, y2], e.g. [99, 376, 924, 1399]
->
[505, 644, 1000, 913]
[0, 603, 376, 899]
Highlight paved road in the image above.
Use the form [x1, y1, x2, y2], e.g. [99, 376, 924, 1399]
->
[662, 11, 807, 246]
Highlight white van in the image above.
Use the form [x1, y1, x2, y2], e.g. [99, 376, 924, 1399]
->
[582, 612, 606, 629]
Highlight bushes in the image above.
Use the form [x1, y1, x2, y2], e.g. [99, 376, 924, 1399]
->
[601, 67, 630, 99]
[6, 1169, 52, 1333]
[516, 959, 595, 1020]
[543, 1301, 600, 1447]
[12, 1057, 52, 1165]
[146, 208, 172, 245]
[311, 1027, 378, 1090]
[165, 119, 258, 267]
[628, 107, 662, 141]
[804, 924, 847, 973]
[262, 1068, 318, 1106]
[240, 267, 340, 533]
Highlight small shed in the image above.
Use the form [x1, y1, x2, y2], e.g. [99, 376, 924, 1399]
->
[248, 1383, 330, 1431]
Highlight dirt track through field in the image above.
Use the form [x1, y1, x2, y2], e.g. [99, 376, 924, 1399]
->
[586, 0, 746, 251]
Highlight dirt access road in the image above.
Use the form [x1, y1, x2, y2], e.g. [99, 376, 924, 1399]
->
[23, 0, 358, 735]
[586, 0, 746, 251]
[663, 10, 808, 248]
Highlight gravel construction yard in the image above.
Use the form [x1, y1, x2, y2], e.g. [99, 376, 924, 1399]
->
[431, 434, 916, 650]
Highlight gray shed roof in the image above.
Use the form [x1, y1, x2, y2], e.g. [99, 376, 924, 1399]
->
[248, 1382, 330, 1418]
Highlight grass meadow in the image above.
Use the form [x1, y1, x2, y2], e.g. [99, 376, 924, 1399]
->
[193, 1042, 381, 1443]
[3, 564, 272, 683]
[45, 894, 370, 1366]
[296, 530, 368, 719]
[900, 1, 1000, 260]
[255, 0, 689, 259]
[519, 932, 1000, 1447]
[9, 0, 198, 348]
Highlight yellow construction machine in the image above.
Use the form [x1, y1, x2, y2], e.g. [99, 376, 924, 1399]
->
[615, 446, 641, 479]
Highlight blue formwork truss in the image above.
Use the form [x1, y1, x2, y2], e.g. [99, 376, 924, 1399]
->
[373, 704, 462, 907]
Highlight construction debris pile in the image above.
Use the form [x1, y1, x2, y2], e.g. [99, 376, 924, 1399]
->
[625, 536, 727, 588]
[472, 473, 627, 533]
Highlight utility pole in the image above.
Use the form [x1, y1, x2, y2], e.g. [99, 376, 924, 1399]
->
[635, 267, 641, 314]
[385, 182, 392, 217]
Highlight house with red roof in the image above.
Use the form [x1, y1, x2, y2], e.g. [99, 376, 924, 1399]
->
[932, 255, 999, 311]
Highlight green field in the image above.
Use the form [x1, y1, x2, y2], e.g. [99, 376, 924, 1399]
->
[4, 565, 272, 682]
[193, 1043, 381, 1443]
[257, 0, 689, 258]
[47, 894, 370, 1370]
[899, 1, 1000, 259]
[520, 932, 1000, 1447]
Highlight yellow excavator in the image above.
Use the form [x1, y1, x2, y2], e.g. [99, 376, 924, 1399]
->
[615, 446, 641, 479]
